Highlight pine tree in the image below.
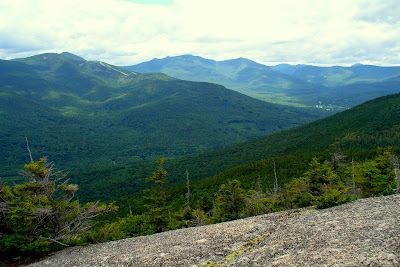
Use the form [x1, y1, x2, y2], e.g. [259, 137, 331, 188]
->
[0, 158, 116, 261]
[213, 180, 247, 222]
[143, 156, 170, 233]
[355, 151, 395, 197]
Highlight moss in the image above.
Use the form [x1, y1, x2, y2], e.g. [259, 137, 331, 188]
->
[203, 209, 316, 266]
[203, 232, 271, 267]
[276, 209, 316, 223]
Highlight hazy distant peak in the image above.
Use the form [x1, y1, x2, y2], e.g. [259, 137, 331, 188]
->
[60, 52, 86, 62]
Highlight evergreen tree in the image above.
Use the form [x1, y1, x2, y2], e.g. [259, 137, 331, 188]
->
[143, 156, 170, 233]
[355, 151, 395, 197]
[213, 180, 247, 222]
[0, 158, 116, 262]
[305, 158, 350, 208]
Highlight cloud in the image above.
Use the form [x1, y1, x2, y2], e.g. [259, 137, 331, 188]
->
[0, 0, 399, 66]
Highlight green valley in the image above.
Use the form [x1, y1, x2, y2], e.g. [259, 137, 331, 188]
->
[71, 92, 400, 202]
[0, 52, 328, 183]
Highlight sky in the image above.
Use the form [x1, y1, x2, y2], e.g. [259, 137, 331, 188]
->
[0, 0, 399, 66]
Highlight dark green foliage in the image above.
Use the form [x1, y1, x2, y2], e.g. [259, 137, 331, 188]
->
[354, 152, 395, 197]
[213, 180, 247, 222]
[72, 93, 400, 202]
[143, 156, 170, 232]
[302, 158, 349, 209]
[304, 158, 342, 197]
[85, 214, 155, 244]
[0, 52, 327, 185]
[88, 146, 398, 253]
[0, 158, 116, 264]
[268, 150, 397, 210]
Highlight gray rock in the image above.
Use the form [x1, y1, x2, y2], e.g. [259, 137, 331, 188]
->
[27, 195, 400, 266]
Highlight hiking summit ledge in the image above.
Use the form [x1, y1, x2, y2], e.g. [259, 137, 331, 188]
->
[28, 194, 400, 266]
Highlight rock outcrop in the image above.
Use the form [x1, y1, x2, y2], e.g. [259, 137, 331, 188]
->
[28, 194, 400, 266]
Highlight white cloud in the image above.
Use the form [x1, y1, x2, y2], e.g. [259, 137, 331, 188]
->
[0, 0, 399, 66]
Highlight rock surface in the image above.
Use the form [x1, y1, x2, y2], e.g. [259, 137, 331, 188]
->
[28, 195, 400, 266]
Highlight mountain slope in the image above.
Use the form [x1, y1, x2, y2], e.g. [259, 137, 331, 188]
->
[0, 52, 327, 181]
[74, 92, 400, 201]
[27, 195, 400, 267]
[122, 55, 328, 107]
[317, 79, 400, 107]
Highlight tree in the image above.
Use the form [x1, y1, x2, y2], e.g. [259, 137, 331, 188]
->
[278, 158, 350, 209]
[281, 177, 312, 209]
[355, 152, 395, 197]
[185, 169, 191, 211]
[143, 156, 170, 233]
[0, 158, 116, 262]
[392, 155, 400, 194]
[213, 180, 247, 222]
[328, 138, 347, 172]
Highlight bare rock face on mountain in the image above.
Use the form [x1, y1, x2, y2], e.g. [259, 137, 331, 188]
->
[28, 195, 400, 266]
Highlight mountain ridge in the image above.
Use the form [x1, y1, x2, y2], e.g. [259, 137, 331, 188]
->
[123, 55, 400, 108]
[0, 52, 327, 182]
[122, 54, 328, 107]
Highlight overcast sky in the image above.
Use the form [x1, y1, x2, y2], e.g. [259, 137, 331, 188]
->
[1, 0, 399, 66]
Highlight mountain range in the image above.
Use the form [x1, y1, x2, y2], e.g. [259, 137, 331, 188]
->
[123, 55, 400, 109]
[123, 55, 327, 107]
[0, 52, 327, 181]
[273, 63, 400, 85]
[2, 51, 400, 202]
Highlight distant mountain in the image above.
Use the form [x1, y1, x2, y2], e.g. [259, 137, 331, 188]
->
[122, 55, 328, 107]
[123, 56, 400, 109]
[289, 65, 364, 87]
[388, 74, 400, 82]
[317, 79, 400, 107]
[74, 92, 400, 201]
[0, 52, 327, 181]
[271, 63, 400, 86]
[347, 64, 400, 80]
[270, 63, 306, 75]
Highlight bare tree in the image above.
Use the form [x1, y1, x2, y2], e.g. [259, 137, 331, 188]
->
[273, 160, 279, 198]
[25, 135, 33, 162]
[351, 158, 356, 197]
[185, 169, 191, 211]
[392, 155, 400, 194]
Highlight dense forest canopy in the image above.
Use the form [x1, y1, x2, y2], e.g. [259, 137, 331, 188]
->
[0, 52, 328, 183]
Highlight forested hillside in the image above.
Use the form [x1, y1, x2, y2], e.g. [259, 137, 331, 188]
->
[85, 92, 400, 247]
[71, 92, 400, 202]
[0, 52, 328, 182]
